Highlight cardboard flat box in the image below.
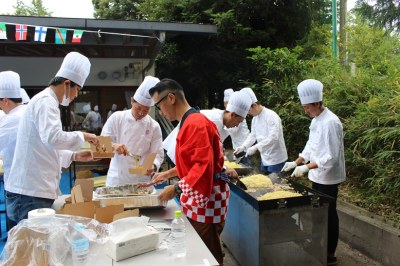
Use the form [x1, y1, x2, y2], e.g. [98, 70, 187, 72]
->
[90, 136, 114, 158]
[57, 179, 139, 223]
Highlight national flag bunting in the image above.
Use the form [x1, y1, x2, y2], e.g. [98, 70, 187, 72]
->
[55, 28, 67, 44]
[0, 22, 7, 40]
[15, 24, 28, 41]
[72, 30, 83, 43]
[34, 26, 47, 42]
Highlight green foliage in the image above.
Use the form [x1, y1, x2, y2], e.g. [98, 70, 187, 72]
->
[14, 0, 52, 16]
[93, 0, 144, 20]
[248, 19, 400, 211]
[355, 0, 400, 32]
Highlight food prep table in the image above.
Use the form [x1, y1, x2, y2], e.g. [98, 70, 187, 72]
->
[52, 192, 219, 266]
[221, 175, 332, 266]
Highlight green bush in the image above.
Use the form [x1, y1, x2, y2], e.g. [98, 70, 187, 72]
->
[247, 21, 400, 214]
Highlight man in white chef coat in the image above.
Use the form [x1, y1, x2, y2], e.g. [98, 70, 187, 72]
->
[282, 79, 345, 265]
[0, 71, 27, 229]
[222, 88, 251, 165]
[101, 76, 164, 186]
[7, 52, 99, 226]
[235, 87, 288, 173]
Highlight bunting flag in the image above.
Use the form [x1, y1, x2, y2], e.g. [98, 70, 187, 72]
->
[34, 26, 47, 42]
[15, 24, 28, 41]
[72, 29, 83, 43]
[55, 28, 67, 44]
[0, 22, 7, 39]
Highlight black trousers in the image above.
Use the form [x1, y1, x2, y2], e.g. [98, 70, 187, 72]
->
[312, 182, 339, 256]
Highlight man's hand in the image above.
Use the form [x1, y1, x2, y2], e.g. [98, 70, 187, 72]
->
[158, 185, 176, 201]
[225, 167, 238, 179]
[83, 132, 99, 147]
[245, 145, 258, 157]
[152, 171, 171, 184]
[281, 161, 297, 172]
[145, 164, 157, 176]
[291, 165, 309, 177]
[112, 143, 128, 155]
[74, 150, 95, 162]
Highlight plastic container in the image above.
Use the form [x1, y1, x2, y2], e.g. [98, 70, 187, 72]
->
[71, 223, 90, 266]
[171, 210, 186, 257]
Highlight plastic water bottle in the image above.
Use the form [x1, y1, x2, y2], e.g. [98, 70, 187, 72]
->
[71, 223, 89, 266]
[171, 210, 186, 257]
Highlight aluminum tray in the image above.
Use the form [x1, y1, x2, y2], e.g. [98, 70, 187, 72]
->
[94, 183, 156, 198]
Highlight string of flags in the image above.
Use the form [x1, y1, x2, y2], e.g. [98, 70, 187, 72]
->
[0, 21, 159, 44]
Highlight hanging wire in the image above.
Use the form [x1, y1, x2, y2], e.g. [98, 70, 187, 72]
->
[1, 21, 161, 43]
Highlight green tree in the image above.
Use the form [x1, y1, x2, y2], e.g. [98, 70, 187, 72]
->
[355, 0, 400, 31]
[93, 0, 330, 107]
[14, 0, 52, 16]
[93, 0, 145, 20]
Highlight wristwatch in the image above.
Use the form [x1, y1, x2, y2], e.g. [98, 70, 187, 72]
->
[174, 183, 182, 195]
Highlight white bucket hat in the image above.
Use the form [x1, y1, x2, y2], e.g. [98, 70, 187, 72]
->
[133, 76, 160, 106]
[297, 79, 323, 104]
[55, 52, 91, 87]
[0, 71, 21, 98]
[226, 91, 252, 117]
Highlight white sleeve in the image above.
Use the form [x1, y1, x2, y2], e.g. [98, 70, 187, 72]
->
[35, 97, 84, 151]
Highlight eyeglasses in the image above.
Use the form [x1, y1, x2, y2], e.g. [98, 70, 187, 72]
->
[154, 92, 174, 110]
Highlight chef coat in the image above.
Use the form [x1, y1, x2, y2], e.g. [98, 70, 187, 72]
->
[226, 119, 250, 150]
[0, 110, 4, 119]
[200, 109, 230, 142]
[83, 110, 101, 131]
[300, 107, 346, 185]
[163, 125, 179, 164]
[7, 88, 84, 199]
[0, 104, 26, 187]
[242, 107, 288, 165]
[101, 110, 164, 186]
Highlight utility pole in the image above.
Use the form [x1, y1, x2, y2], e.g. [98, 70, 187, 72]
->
[332, 0, 338, 58]
[339, 0, 348, 64]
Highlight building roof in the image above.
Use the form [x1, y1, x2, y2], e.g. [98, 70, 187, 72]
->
[0, 15, 217, 58]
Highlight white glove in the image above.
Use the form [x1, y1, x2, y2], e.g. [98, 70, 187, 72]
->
[281, 161, 297, 172]
[234, 146, 246, 155]
[245, 145, 258, 157]
[291, 165, 309, 177]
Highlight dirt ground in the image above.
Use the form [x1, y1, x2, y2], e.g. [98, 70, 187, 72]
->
[223, 239, 381, 266]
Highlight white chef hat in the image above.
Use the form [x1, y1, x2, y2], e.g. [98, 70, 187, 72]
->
[133, 75, 160, 107]
[55, 52, 91, 87]
[94, 105, 99, 111]
[226, 91, 252, 118]
[297, 79, 323, 104]
[0, 71, 21, 98]
[223, 88, 234, 102]
[240, 87, 257, 103]
[20, 88, 30, 103]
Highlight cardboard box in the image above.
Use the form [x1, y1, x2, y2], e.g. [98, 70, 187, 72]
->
[128, 152, 156, 175]
[57, 179, 139, 223]
[90, 136, 114, 158]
